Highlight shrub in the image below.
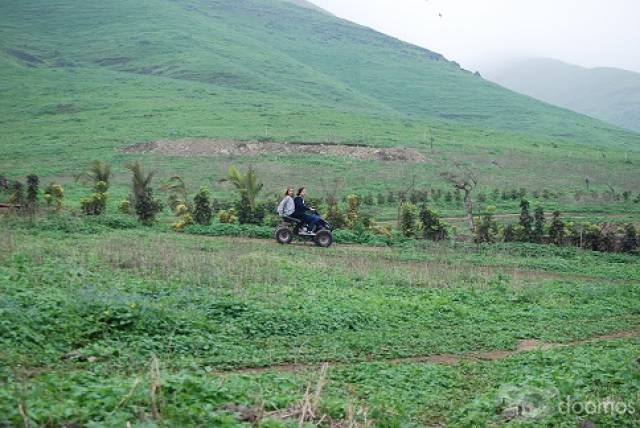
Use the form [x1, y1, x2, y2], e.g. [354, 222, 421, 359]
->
[81, 181, 108, 215]
[532, 205, 545, 243]
[502, 224, 517, 242]
[134, 189, 163, 225]
[118, 199, 131, 214]
[386, 191, 396, 204]
[161, 176, 189, 214]
[399, 202, 417, 237]
[218, 208, 238, 224]
[235, 193, 265, 225]
[622, 224, 638, 253]
[345, 194, 360, 229]
[325, 202, 346, 229]
[43, 183, 64, 212]
[25, 174, 39, 212]
[193, 186, 213, 226]
[9, 181, 24, 205]
[475, 205, 498, 243]
[582, 223, 603, 251]
[600, 223, 618, 252]
[490, 188, 500, 200]
[172, 204, 194, 231]
[548, 211, 566, 245]
[419, 204, 448, 241]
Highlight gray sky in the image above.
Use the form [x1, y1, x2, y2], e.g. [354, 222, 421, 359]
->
[310, 0, 640, 73]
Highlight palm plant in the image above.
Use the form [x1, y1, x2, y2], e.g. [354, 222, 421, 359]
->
[77, 160, 111, 189]
[126, 161, 162, 224]
[220, 165, 264, 224]
[161, 176, 189, 213]
[128, 161, 154, 198]
[220, 165, 263, 208]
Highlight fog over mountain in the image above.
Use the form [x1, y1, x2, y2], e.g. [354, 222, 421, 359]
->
[309, 0, 640, 74]
[483, 58, 640, 132]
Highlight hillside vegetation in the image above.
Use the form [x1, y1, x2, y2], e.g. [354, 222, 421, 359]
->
[1, 0, 639, 206]
[486, 58, 640, 132]
[1, 1, 640, 426]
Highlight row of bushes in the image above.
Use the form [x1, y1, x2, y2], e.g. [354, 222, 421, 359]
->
[2, 165, 638, 254]
[326, 187, 640, 208]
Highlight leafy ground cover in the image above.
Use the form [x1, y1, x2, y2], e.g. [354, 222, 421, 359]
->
[1, 223, 638, 426]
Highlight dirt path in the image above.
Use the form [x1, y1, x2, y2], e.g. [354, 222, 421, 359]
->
[122, 139, 426, 162]
[214, 329, 640, 375]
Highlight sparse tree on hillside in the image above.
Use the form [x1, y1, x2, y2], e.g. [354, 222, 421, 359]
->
[518, 199, 533, 242]
[441, 162, 478, 233]
[25, 174, 39, 212]
[475, 205, 498, 243]
[549, 211, 566, 245]
[400, 202, 417, 238]
[532, 205, 545, 243]
[419, 204, 448, 241]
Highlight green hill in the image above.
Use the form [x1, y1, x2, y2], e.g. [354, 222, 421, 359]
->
[486, 58, 640, 132]
[1, 0, 639, 199]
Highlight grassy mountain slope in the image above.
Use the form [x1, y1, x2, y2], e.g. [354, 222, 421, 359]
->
[1, 0, 639, 201]
[486, 58, 640, 132]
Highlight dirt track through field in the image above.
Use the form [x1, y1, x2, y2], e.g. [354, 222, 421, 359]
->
[215, 329, 640, 375]
[121, 139, 427, 162]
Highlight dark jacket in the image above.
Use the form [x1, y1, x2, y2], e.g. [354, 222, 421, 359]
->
[292, 196, 311, 218]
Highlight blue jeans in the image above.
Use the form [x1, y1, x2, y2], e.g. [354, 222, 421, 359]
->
[302, 213, 321, 230]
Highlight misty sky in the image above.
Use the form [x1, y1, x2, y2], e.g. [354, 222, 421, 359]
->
[310, 0, 640, 73]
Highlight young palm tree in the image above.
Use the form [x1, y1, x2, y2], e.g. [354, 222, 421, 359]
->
[127, 161, 154, 198]
[161, 175, 188, 213]
[126, 161, 162, 224]
[219, 165, 263, 208]
[77, 160, 111, 189]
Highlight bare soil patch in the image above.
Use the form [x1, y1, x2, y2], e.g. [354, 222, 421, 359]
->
[121, 139, 426, 162]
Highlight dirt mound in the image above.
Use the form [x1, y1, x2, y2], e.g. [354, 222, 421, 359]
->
[121, 139, 426, 162]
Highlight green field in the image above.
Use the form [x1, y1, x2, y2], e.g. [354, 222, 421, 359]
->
[1, 0, 639, 426]
[1, 223, 639, 426]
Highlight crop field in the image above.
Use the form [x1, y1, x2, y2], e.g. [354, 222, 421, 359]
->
[1, 220, 639, 426]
